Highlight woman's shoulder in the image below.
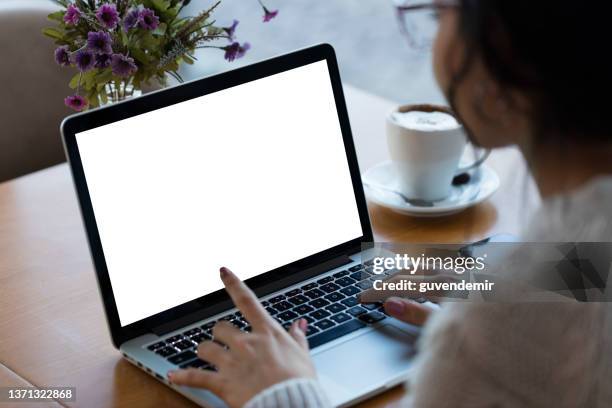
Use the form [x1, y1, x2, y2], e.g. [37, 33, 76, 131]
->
[525, 176, 612, 241]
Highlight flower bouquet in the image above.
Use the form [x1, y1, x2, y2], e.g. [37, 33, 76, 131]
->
[44, 0, 278, 111]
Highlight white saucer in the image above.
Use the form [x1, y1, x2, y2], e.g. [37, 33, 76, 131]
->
[362, 162, 500, 217]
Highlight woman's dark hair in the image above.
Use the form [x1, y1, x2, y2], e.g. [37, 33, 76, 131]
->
[450, 1, 611, 142]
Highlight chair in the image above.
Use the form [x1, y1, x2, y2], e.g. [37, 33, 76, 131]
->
[0, 0, 75, 182]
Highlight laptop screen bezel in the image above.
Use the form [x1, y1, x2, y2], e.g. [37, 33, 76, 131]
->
[61, 43, 373, 348]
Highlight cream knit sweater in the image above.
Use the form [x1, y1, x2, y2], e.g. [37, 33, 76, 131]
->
[245, 177, 612, 408]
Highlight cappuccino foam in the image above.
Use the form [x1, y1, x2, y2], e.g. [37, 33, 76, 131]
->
[392, 110, 460, 131]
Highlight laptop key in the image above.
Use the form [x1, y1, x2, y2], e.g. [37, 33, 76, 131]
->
[324, 292, 344, 302]
[294, 304, 314, 315]
[309, 298, 330, 308]
[147, 341, 166, 351]
[362, 303, 380, 310]
[231, 320, 247, 329]
[303, 315, 315, 324]
[301, 282, 318, 291]
[168, 350, 197, 365]
[333, 270, 349, 278]
[359, 311, 387, 324]
[357, 280, 373, 290]
[166, 335, 184, 344]
[269, 295, 285, 304]
[330, 313, 352, 324]
[278, 310, 298, 322]
[201, 322, 215, 330]
[305, 326, 320, 336]
[180, 359, 208, 369]
[183, 328, 201, 337]
[347, 306, 368, 316]
[265, 306, 279, 316]
[308, 319, 366, 349]
[341, 297, 358, 307]
[314, 319, 336, 331]
[340, 286, 360, 296]
[261, 300, 270, 307]
[304, 288, 325, 299]
[349, 271, 364, 281]
[325, 303, 346, 313]
[191, 333, 211, 344]
[274, 301, 293, 311]
[335, 277, 356, 287]
[285, 289, 301, 297]
[348, 264, 364, 272]
[317, 276, 334, 285]
[175, 340, 195, 351]
[156, 346, 178, 357]
[320, 283, 341, 293]
[288, 295, 309, 306]
[310, 310, 331, 320]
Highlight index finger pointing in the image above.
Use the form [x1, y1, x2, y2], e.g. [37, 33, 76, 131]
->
[219, 267, 273, 329]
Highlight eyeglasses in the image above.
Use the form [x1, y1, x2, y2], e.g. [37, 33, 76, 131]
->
[393, 0, 459, 50]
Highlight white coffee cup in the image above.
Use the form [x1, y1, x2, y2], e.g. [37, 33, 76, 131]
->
[386, 104, 489, 202]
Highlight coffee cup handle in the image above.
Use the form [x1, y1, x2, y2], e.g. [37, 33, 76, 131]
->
[456, 148, 491, 174]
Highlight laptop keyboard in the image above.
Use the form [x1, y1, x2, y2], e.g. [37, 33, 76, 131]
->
[146, 260, 393, 370]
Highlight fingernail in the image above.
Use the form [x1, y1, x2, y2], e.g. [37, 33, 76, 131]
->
[220, 267, 229, 279]
[167, 370, 176, 380]
[298, 318, 308, 332]
[385, 298, 405, 316]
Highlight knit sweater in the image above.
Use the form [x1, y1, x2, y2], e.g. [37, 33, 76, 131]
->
[245, 176, 612, 408]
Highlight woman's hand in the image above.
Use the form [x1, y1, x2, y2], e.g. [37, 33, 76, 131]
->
[167, 267, 316, 408]
[383, 297, 432, 326]
[360, 274, 439, 327]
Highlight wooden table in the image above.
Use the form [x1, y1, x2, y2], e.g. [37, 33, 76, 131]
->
[0, 86, 537, 407]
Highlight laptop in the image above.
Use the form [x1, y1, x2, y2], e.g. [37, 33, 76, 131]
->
[61, 44, 420, 407]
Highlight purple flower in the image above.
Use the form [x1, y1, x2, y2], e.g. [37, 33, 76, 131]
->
[64, 4, 81, 25]
[262, 7, 278, 22]
[111, 53, 138, 77]
[138, 8, 160, 30]
[223, 20, 239, 40]
[54, 45, 71, 67]
[95, 53, 112, 69]
[223, 42, 250, 62]
[64, 95, 88, 111]
[87, 31, 113, 55]
[96, 3, 119, 30]
[73, 49, 95, 72]
[123, 8, 140, 31]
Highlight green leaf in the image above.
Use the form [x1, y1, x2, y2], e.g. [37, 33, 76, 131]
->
[96, 69, 113, 85]
[42, 27, 64, 41]
[153, 23, 167, 36]
[47, 11, 65, 23]
[151, 0, 171, 12]
[69, 73, 81, 90]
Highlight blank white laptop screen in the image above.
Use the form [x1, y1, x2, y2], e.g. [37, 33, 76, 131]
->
[75, 60, 364, 326]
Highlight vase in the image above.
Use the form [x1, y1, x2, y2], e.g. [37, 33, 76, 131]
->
[102, 81, 142, 106]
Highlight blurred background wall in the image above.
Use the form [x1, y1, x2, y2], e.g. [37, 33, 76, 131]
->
[182, 0, 444, 104]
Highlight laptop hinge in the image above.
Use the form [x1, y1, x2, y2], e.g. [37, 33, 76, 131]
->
[150, 254, 355, 337]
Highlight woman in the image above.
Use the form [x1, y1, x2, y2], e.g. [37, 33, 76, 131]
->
[168, 1, 612, 406]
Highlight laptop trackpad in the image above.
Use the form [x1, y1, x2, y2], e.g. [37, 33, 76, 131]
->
[313, 324, 416, 405]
